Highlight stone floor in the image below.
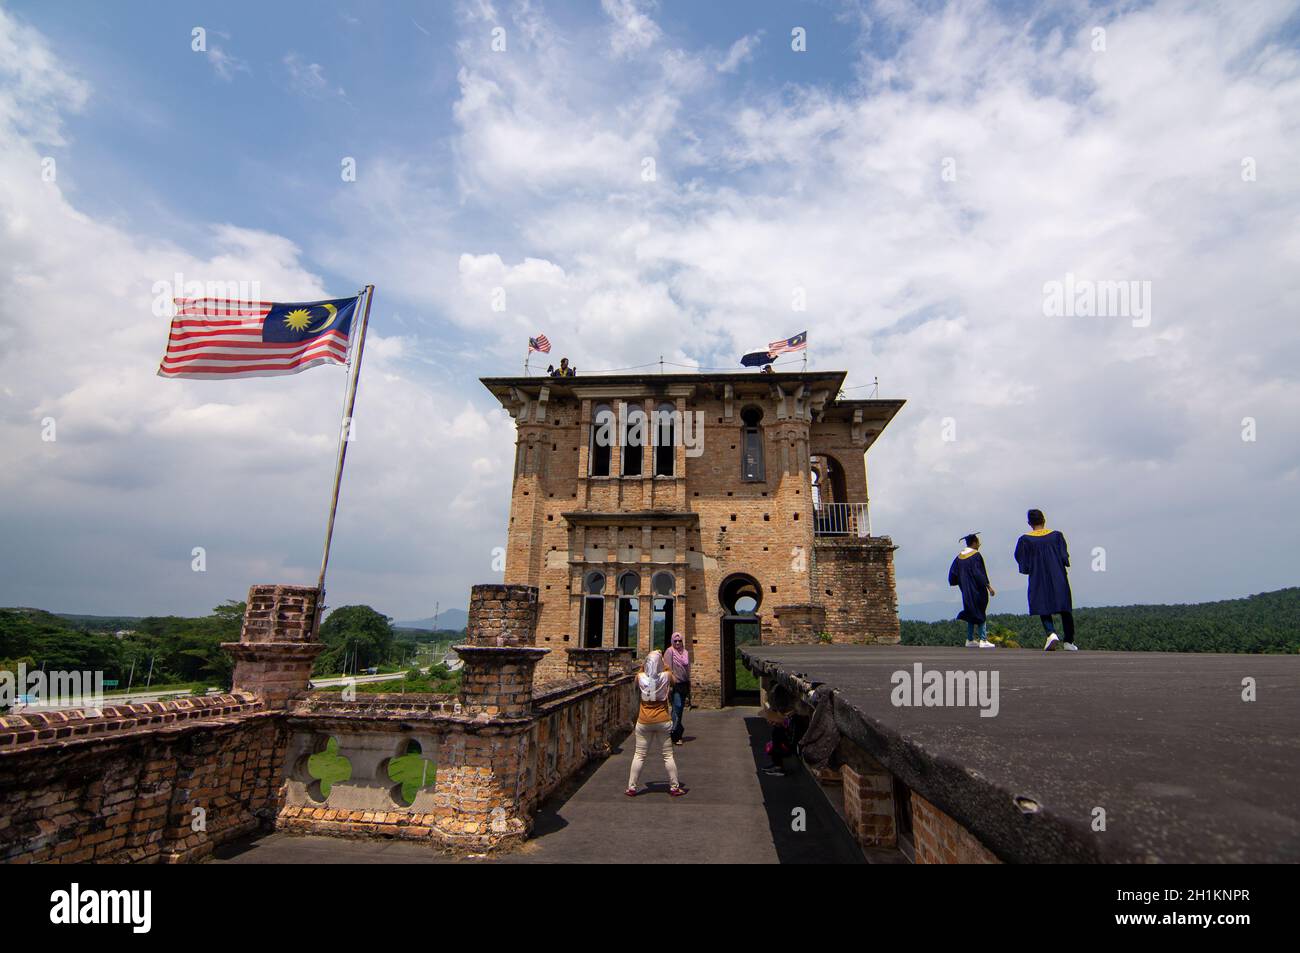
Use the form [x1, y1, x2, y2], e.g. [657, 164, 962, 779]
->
[211, 706, 866, 864]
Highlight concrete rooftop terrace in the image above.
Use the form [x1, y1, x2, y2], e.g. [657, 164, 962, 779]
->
[742, 645, 1300, 864]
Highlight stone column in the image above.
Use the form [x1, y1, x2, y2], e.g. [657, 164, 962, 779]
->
[223, 584, 325, 708]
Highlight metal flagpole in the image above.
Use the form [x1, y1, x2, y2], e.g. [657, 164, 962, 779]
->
[314, 284, 375, 632]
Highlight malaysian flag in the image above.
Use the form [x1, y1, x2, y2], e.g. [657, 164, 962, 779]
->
[158, 296, 360, 379]
[528, 333, 551, 353]
[768, 330, 807, 354]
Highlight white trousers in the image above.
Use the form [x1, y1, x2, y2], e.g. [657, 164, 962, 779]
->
[628, 720, 679, 789]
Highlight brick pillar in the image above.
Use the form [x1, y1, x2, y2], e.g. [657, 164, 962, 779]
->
[609, 647, 637, 676]
[456, 584, 548, 718]
[466, 583, 540, 646]
[839, 744, 897, 849]
[222, 584, 325, 708]
[566, 647, 616, 682]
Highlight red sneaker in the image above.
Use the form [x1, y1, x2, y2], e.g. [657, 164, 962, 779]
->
[669, 786, 687, 797]
[625, 787, 637, 797]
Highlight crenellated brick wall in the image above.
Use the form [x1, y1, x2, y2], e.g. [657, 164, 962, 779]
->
[0, 693, 282, 863]
[1, 581, 637, 862]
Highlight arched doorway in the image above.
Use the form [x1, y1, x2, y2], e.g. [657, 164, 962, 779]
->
[719, 574, 762, 706]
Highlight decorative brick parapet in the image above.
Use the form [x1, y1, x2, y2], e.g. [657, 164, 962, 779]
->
[0, 705, 283, 864]
[222, 584, 325, 708]
[0, 692, 262, 750]
[609, 647, 638, 675]
[565, 646, 621, 682]
[466, 584, 540, 646]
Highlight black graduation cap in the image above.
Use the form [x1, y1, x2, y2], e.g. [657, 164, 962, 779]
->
[960, 532, 981, 543]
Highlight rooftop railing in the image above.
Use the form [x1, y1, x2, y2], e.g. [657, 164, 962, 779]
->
[812, 502, 871, 538]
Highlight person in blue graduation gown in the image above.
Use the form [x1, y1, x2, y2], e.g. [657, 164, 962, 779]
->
[949, 533, 996, 647]
[1013, 509, 1077, 651]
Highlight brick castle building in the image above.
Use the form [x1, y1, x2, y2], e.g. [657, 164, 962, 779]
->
[481, 370, 904, 707]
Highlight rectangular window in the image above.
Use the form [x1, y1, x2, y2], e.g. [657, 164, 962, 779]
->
[741, 427, 765, 481]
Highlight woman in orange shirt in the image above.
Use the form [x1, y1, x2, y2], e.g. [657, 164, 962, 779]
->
[626, 650, 686, 797]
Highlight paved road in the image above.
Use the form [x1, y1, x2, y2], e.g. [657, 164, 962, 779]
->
[212, 707, 864, 864]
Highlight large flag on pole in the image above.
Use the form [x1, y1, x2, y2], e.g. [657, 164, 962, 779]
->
[157, 296, 360, 379]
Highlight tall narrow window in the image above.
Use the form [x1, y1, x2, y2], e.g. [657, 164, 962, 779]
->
[651, 571, 675, 651]
[741, 406, 765, 481]
[616, 572, 640, 648]
[622, 404, 644, 476]
[582, 571, 605, 647]
[654, 402, 676, 476]
[590, 403, 613, 477]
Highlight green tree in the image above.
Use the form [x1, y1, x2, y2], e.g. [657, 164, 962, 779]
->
[315, 605, 395, 675]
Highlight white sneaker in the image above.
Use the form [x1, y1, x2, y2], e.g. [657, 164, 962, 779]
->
[1043, 634, 1060, 651]
[965, 639, 979, 648]
[977, 639, 996, 649]
[1062, 642, 1079, 651]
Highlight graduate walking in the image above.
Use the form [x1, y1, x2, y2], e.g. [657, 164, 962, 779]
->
[1013, 509, 1077, 651]
[949, 533, 996, 648]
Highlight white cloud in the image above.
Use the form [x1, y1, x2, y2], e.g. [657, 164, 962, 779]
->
[601, 0, 662, 57]
[207, 46, 250, 82]
[284, 52, 347, 100]
[717, 32, 762, 73]
[3, 0, 1299, 623]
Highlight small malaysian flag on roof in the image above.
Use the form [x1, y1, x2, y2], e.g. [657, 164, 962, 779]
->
[158, 296, 360, 379]
[529, 333, 551, 353]
[768, 330, 807, 354]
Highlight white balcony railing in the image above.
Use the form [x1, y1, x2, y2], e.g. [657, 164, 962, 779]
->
[812, 502, 871, 538]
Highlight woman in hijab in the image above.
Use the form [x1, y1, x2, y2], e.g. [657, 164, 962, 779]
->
[626, 650, 686, 797]
[665, 631, 690, 745]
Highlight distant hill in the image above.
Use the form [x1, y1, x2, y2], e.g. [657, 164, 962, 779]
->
[395, 609, 467, 632]
[901, 587, 1300, 653]
[53, 613, 144, 632]
[899, 601, 963, 622]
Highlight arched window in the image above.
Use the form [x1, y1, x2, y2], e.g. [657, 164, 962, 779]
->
[651, 571, 675, 651]
[590, 404, 613, 477]
[720, 573, 762, 616]
[741, 405, 765, 482]
[654, 402, 676, 477]
[616, 572, 640, 648]
[622, 404, 644, 477]
[582, 571, 606, 647]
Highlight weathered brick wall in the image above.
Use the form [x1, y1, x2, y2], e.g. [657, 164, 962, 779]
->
[466, 584, 540, 646]
[840, 747, 897, 849]
[277, 674, 636, 850]
[494, 376, 903, 706]
[0, 695, 283, 863]
[912, 791, 1002, 864]
[811, 536, 900, 644]
[0, 580, 639, 862]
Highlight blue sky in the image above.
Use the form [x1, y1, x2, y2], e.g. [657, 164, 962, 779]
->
[1, 0, 1298, 622]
